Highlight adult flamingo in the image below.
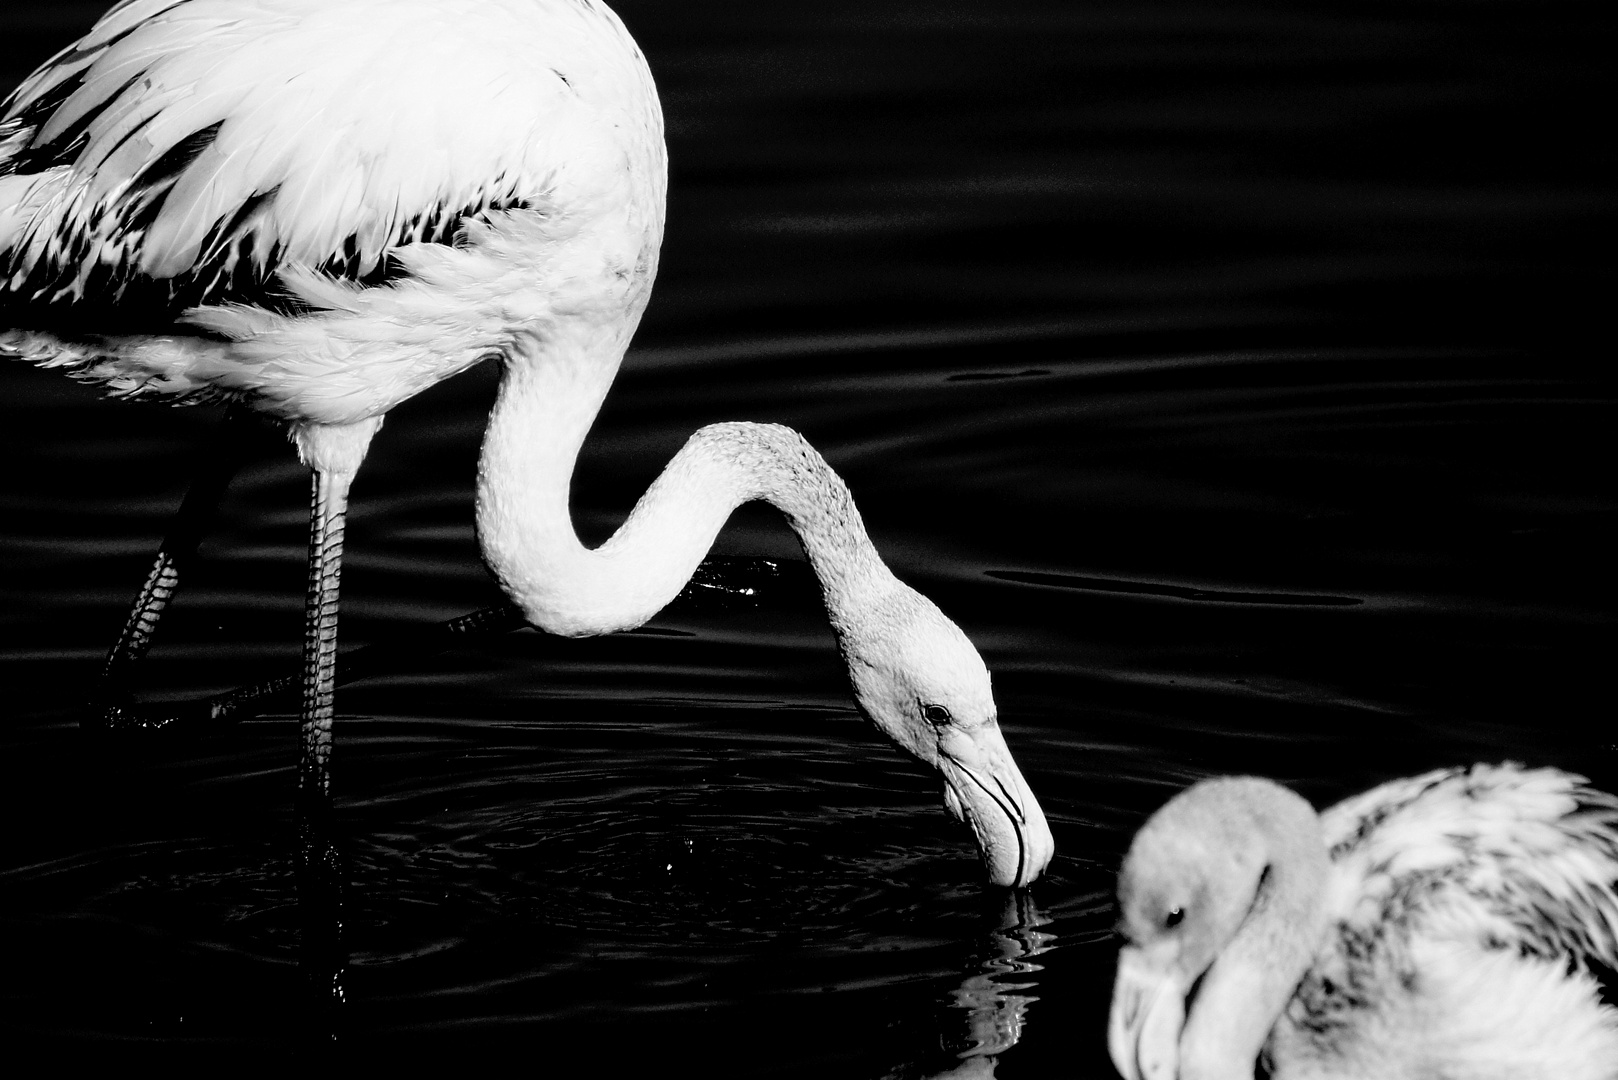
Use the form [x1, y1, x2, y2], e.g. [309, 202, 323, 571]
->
[0, 0, 1053, 887]
[1109, 763, 1618, 1078]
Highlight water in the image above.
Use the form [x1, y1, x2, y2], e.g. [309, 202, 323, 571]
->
[1, 0, 1612, 1073]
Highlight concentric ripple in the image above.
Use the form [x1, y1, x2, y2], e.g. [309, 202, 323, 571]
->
[342, 742, 993, 960]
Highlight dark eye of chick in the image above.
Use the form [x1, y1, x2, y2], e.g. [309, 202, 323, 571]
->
[1165, 907, 1185, 929]
[922, 703, 952, 725]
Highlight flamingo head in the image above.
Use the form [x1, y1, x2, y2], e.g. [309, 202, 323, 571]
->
[838, 583, 1054, 888]
[1108, 777, 1322, 1080]
[1108, 812, 1249, 1080]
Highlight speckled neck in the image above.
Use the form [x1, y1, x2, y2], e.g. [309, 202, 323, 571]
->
[1182, 782, 1332, 1080]
[475, 330, 898, 639]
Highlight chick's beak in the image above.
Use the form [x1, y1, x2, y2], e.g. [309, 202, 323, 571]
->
[938, 723, 1054, 887]
[1108, 944, 1188, 1080]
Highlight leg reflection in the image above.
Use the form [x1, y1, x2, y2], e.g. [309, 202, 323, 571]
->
[296, 791, 347, 1038]
[927, 892, 1054, 1079]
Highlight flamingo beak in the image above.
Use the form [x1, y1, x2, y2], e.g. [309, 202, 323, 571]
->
[938, 725, 1055, 887]
[1108, 945, 1187, 1080]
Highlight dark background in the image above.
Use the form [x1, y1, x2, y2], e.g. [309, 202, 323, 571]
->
[1, 1, 1612, 1074]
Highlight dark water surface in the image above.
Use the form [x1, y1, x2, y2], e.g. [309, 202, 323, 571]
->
[1, 1, 1613, 1074]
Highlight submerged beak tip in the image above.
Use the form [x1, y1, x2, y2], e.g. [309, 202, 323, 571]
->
[938, 736, 1054, 888]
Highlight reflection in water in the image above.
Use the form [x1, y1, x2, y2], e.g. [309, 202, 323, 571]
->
[924, 892, 1054, 1079]
[296, 799, 348, 1038]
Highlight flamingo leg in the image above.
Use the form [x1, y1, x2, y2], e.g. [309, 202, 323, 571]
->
[298, 464, 356, 805]
[91, 406, 261, 730]
[292, 455, 370, 1020]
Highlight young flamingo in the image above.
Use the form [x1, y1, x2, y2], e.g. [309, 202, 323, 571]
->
[1110, 763, 1618, 1079]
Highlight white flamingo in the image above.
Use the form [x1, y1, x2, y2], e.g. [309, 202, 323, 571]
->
[1109, 763, 1618, 1079]
[0, 0, 1054, 887]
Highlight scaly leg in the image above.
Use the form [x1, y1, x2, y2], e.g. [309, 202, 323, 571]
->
[286, 417, 381, 1019]
[91, 405, 263, 731]
[293, 472, 353, 1018]
[298, 463, 355, 805]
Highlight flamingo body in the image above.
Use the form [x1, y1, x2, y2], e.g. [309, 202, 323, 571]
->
[1277, 766, 1618, 1078]
[1, 0, 663, 424]
[2, 0, 1054, 886]
[1110, 764, 1618, 1080]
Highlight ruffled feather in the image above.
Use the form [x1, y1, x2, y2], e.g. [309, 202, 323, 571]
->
[1, 0, 657, 316]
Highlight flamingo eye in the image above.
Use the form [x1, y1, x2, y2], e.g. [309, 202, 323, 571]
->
[1165, 907, 1185, 929]
[922, 703, 952, 726]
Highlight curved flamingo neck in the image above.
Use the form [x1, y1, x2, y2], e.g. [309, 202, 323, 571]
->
[475, 329, 899, 639]
[1181, 784, 1332, 1080]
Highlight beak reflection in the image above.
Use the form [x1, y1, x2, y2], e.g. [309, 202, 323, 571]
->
[920, 891, 1054, 1080]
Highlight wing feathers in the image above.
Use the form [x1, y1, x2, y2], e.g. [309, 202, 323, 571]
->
[80, 0, 195, 51]
[1324, 764, 1618, 970]
[3, 0, 661, 320]
[143, 128, 267, 276]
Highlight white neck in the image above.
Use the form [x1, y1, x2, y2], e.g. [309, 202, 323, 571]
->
[1181, 785, 1332, 1080]
[475, 327, 901, 639]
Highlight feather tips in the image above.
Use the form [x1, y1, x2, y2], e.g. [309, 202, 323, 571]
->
[1323, 764, 1618, 972]
[1265, 765, 1618, 1078]
[3, 0, 665, 427]
[1, 0, 659, 316]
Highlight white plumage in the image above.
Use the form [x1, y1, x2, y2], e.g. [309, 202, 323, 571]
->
[1109, 763, 1618, 1079]
[0, 0, 1055, 887]
[1, 0, 663, 420]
